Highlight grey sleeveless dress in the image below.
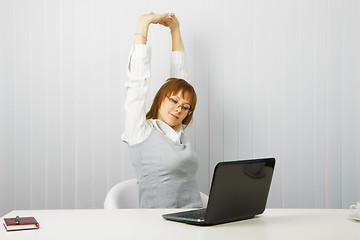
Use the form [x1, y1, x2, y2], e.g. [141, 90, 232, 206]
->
[128, 128, 203, 208]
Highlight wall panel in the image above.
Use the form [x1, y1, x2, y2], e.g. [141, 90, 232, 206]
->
[1, 0, 359, 216]
[313, 0, 327, 208]
[13, 0, 31, 211]
[30, 0, 47, 210]
[266, 0, 283, 208]
[0, 0, 16, 215]
[60, 0, 77, 209]
[282, 0, 299, 208]
[45, 0, 62, 210]
[325, 0, 343, 208]
[341, 0, 359, 209]
[298, 0, 315, 208]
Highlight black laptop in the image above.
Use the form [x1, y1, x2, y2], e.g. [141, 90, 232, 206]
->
[162, 158, 275, 226]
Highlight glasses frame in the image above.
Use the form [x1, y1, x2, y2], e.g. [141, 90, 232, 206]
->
[165, 96, 192, 116]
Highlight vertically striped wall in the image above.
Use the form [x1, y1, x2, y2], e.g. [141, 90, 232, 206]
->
[0, 0, 359, 216]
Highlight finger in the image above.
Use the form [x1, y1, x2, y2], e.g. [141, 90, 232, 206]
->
[165, 15, 174, 22]
[152, 13, 166, 22]
[159, 20, 169, 26]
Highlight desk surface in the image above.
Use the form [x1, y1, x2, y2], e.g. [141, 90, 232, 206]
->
[1, 208, 359, 240]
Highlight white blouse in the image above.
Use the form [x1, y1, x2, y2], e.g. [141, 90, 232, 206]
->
[121, 44, 189, 146]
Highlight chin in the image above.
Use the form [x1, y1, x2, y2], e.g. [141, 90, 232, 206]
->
[167, 121, 179, 127]
[165, 120, 179, 128]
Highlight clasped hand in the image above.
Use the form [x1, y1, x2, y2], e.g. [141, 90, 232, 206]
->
[139, 12, 180, 31]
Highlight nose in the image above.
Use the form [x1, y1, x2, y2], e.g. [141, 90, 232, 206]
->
[175, 104, 182, 112]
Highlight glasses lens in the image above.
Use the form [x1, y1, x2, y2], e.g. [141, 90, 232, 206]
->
[167, 96, 191, 114]
[169, 98, 177, 104]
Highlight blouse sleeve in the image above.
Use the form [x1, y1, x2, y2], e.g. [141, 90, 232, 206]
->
[170, 51, 189, 82]
[121, 44, 153, 145]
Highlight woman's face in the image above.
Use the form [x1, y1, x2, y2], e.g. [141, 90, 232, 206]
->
[157, 91, 192, 130]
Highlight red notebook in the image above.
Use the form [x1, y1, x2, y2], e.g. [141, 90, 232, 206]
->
[3, 217, 39, 232]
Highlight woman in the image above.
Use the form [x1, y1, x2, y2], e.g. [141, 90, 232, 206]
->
[122, 12, 202, 208]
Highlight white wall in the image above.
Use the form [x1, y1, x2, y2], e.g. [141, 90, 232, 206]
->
[1, 0, 359, 216]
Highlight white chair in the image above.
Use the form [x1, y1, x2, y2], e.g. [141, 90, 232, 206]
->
[104, 178, 209, 209]
[104, 178, 139, 209]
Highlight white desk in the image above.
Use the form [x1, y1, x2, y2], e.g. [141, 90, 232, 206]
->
[1, 209, 359, 240]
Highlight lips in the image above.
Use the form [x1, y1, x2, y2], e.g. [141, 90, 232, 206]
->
[169, 113, 179, 119]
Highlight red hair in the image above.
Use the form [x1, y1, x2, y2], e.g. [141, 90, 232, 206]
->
[146, 78, 197, 127]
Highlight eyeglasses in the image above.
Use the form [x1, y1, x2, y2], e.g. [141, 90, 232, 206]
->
[166, 96, 192, 116]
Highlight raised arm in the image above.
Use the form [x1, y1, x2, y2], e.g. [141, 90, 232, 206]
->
[166, 13, 184, 51]
[124, 12, 177, 145]
[165, 14, 188, 80]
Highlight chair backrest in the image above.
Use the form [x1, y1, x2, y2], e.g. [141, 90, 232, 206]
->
[104, 178, 139, 209]
[104, 178, 209, 209]
[199, 192, 209, 207]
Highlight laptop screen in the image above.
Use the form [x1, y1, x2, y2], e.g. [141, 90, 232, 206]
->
[205, 158, 275, 223]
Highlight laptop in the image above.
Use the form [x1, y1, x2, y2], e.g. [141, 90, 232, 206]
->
[162, 158, 275, 226]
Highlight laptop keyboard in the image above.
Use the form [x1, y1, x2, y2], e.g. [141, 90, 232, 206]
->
[176, 208, 207, 220]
